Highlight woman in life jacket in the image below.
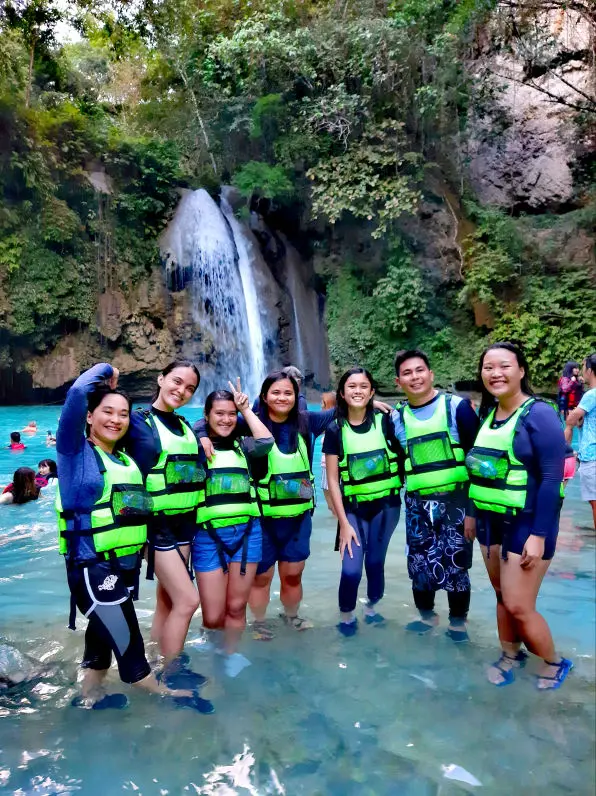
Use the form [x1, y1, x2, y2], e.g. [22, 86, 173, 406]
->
[0, 467, 40, 505]
[196, 370, 336, 640]
[193, 381, 273, 676]
[323, 368, 403, 636]
[56, 363, 212, 712]
[467, 342, 572, 690]
[36, 458, 58, 488]
[125, 360, 206, 676]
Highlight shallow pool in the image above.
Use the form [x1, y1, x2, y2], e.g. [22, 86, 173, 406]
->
[0, 405, 594, 795]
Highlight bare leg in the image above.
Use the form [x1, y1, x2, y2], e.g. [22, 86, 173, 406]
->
[590, 500, 596, 530]
[81, 668, 109, 699]
[480, 544, 523, 684]
[151, 580, 172, 644]
[278, 560, 306, 618]
[224, 562, 257, 653]
[249, 566, 275, 622]
[133, 672, 191, 698]
[197, 568, 227, 631]
[152, 546, 200, 660]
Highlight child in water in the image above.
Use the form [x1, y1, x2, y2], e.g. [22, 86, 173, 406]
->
[0, 468, 40, 505]
[8, 432, 25, 451]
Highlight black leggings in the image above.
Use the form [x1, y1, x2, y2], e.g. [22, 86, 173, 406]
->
[413, 587, 470, 624]
[67, 561, 151, 685]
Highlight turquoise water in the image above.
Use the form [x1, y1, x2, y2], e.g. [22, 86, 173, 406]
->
[0, 405, 594, 795]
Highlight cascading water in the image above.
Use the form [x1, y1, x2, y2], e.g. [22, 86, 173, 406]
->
[220, 189, 267, 393]
[161, 189, 262, 397]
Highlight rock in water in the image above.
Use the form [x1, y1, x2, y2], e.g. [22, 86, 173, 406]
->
[0, 644, 38, 689]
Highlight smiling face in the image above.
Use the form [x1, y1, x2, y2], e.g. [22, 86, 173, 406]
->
[396, 357, 434, 402]
[341, 372, 374, 411]
[263, 378, 296, 419]
[156, 367, 198, 411]
[206, 399, 238, 439]
[87, 394, 130, 451]
[38, 463, 50, 476]
[481, 347, 525, 400]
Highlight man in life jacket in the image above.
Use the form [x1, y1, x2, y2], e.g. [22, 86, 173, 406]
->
[392, 349, 479, 642]
[8, 432, 26, 451]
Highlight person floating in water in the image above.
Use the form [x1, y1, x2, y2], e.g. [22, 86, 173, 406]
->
[468, 342, 572, 689]
[36, 458, 58, 488]
[124, 360, 207, 682]
[323, 367, 403, 636]
[56, 362, 212, 712]
[193, 380, 273, 676]
[392, 349, 479, 643]
[8, 432, 25, 451]
[46, 430, 56, 447]
[0, 467, 40, 505]
[22, 420, 38, 434]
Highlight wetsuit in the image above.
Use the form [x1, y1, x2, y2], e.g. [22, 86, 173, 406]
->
[192, 435, 273, 574]
[392, 393, 479, 625]
[194, 409, 334, 573]
[323, 411, 403, 614]
[56, 364, 151, 684]
[126, 407, 207, 561]
[473, 400, 565, 559]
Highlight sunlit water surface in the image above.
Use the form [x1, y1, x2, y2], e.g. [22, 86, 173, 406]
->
[0, 405, 594, 795]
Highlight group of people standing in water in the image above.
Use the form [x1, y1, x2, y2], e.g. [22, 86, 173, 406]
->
[55, 343, 593, 711]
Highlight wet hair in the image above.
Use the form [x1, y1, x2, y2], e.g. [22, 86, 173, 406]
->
[394, 349, 431, 377]
[585, 353, 596, 373]
[561, 361, 580, 379]
[478, 342, 533, 421]
[86, 385, 132, 439]
[321, 391, 336, 410]
[38, 459, 57, 477]
[12, 467, 40, 504]
[258, 370, 309, 451]
[10, 432, 21, 443]
[336, 367, 375, 426]
[152, 360, 201, 402]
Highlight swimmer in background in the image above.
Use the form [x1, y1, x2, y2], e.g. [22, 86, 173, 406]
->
[46, 430, 57, 447]
[0, 467, 40, 505]
[7, 432, 26, 451]
[22, 421, 38, 434]
[36, 459, 58, 488]
[320, 391, 337, 516]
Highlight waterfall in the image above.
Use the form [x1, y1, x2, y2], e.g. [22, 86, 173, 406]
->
[161, 189, 262, 397]
[220, 189, 267, 394]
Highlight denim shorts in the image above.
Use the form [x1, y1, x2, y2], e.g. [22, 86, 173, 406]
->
[258, 512, 312, 574]
[192, 519, 262, 573]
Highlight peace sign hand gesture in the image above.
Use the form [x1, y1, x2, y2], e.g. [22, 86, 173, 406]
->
[228, 377, 250, 413]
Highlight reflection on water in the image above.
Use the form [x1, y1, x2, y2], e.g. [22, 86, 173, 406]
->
[0, 406, 594, 795]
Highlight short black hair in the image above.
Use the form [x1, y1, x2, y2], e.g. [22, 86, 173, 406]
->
[10, 432, 21, 442]
[394, 349, 431, 377]
[585, 353, 596, 372]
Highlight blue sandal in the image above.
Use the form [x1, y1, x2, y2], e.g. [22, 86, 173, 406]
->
[536, 658, 573, 691]
[489, 650, 528, 687]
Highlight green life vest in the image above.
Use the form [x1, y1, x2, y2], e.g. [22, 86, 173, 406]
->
[466, 398, 533, 514]
[257, 435, 315, 518]
[197, 442, 260, 529]
[338, 413, 401, 503]
[144, 411, 204, 514]
[56, 444, 150, 558]
[400, 394, 468, 496]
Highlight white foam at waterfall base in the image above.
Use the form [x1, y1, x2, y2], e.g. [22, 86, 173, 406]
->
[161, 188, 258, 396]
[220, 189, 266, 397]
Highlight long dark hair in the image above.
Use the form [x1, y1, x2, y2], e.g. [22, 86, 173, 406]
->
[12, 467, 39, 504]
[38, 459, 57, 477]
[86, 385, 132, 441]
[561, 360, 579, 379]
[258, 370, 309, 451]
[204, 390, 239, 440]
[478, 342, 533, 421]
[336, 367, 375, 426]
[152, 360, 201, 402]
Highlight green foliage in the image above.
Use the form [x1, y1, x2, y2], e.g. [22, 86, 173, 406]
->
[308, 121, 421, 238]
[232, 161, 295, 201]
[373, 242, 427, 333]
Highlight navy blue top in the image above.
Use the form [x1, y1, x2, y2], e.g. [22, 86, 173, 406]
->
[486, 400, 565, 537]
[125, 407, 207, 478]
[56, 363, 122, 562]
